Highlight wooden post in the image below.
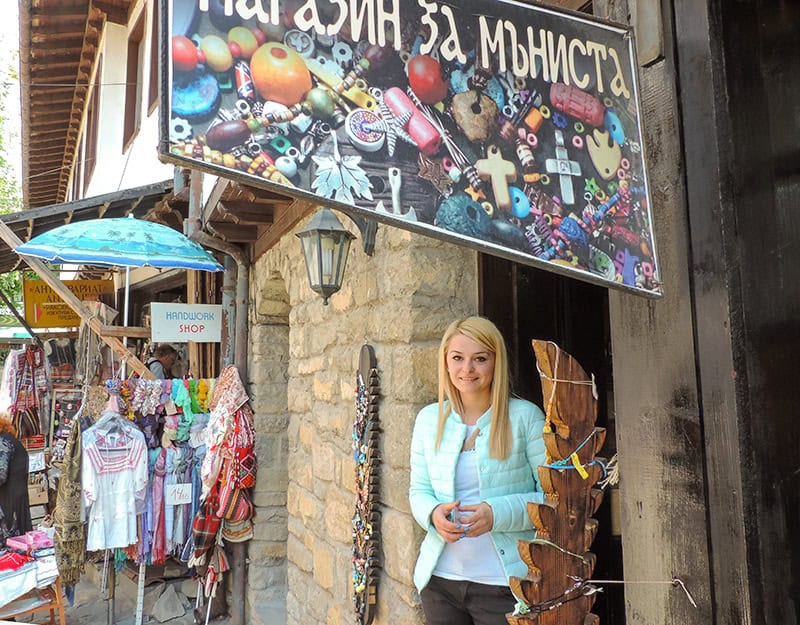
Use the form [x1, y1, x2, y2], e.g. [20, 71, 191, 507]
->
[0, 220, 156, 379]
[507, 341, 606, 625]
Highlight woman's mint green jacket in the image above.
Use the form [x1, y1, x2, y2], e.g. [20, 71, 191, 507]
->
[409, 397, 547, 592]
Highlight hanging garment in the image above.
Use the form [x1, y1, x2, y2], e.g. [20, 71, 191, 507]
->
[164, 447, 177, 554]
[0, 432, 32, 542]
[150, 448, 168, 564]
[201, 366, 249, 499]
[11, 345, 47, 414]
[52, 417, 85, 587]
[81, 412, 147, 551]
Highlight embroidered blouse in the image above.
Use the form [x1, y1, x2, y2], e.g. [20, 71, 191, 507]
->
[81, 427, 148, 551]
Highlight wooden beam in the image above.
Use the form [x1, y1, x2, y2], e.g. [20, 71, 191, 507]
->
[99, 325, 151, 339]
[0, 220, 155, 379]
[0, 289, 42, 347]
[253, 199, 313, 259]
[220, 200, 282, 212]
[207, 222, 260, 242]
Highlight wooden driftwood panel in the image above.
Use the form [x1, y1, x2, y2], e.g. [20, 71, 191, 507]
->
[507, 341, 606, 625]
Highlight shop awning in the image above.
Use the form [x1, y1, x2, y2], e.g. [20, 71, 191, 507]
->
[0, 179, 175, 275]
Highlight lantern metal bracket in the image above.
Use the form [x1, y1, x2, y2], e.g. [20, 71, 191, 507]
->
[341, 213, 377, 256]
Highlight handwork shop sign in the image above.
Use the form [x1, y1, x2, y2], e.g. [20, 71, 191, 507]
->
[159, 0, 661, 296]
[23, 278, 114, 328]
[151, 303, 223, 342]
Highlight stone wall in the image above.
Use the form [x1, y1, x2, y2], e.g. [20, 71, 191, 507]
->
[249, 214, 478, 625]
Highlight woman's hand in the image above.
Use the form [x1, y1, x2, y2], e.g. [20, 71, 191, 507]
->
[457, 502, 494, 538]
[431, 501, 465, 543]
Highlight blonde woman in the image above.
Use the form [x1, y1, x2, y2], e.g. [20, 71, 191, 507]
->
[409, 317, 546, 624]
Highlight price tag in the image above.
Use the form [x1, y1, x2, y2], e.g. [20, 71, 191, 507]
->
[165, 483, 193, 505]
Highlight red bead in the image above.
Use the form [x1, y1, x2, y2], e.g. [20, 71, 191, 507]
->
[228, 41, 242, 58]
[252, 27, 266, 45]
[407, 54, 448, 105]
[172, 35, 198, 72]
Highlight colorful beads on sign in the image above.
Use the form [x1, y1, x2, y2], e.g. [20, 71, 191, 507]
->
[165, 0, 661, 295]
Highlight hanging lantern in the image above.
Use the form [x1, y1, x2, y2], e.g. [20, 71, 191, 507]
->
[296, 207, 356, 305]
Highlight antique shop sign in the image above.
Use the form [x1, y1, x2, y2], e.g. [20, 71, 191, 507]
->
[23, 278, 114, 328]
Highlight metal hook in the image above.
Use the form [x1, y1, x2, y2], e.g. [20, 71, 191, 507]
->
[671, 577, 698, 608]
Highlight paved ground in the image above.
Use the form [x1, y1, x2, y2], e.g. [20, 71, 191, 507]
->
[18, 564, 227, 625]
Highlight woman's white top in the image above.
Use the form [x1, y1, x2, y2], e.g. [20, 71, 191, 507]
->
[432, 425, 508, 585]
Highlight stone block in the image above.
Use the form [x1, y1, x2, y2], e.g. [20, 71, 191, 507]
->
[251, 391, 289, 416]
[298, 488, 321, 524]
[253, 490, 287, 507]
[249, 540, 287, 560]
[142, 581, 165, 616]
[324, 486, 353, 544]
[389, 344, 438, 403]
[152, 584, 185, 622]
[248, 561, 287, 590]
[312, 443, 336, 482]
[380, 468, 411, 514]
[253, 506, 289, 542]
[297, 355, 326, 375]
[381, 568, 424, 607]
[298, 421, 314, 450]
[380, 403, 416, 471]
[248, 594, 288, 625]
[287, 515, 304, 539]
[287, 380, 312, 412]
[313, 542, 335, 591]
[313, 375, 336, 402]
[354, 268, 378, 306]
[373, 589, 424, 625]
[287, 533, 313, 572]
[380, 509, 418, 587]
[288, 452, 313, 489]
[180, 578, 198, 600]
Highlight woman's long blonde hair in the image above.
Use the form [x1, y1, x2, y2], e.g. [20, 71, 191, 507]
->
[435, 316, 512, 460]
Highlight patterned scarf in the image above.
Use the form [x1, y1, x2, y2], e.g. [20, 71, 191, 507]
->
[52, 418, 84, 587]
[150, 449, 167, 564]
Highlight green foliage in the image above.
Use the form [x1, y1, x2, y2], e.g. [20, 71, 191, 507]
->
[0, 59, 22, 304]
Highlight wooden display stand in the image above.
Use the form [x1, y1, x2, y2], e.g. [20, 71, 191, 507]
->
[0, 576, 66, 625]
[507, 341, 606, 625]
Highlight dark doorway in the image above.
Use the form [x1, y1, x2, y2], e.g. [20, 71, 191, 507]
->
[479, 253, 624, 624]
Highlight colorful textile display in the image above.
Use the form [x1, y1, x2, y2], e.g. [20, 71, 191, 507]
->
[46, 369, 251, 583]
[52, 417, 84, 587]
[0, 346, 49, 440]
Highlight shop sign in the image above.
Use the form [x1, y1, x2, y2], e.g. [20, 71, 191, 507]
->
[23, 278, 114, 328]
[159, 0, 661, 296]
[151, 303, 222, 342]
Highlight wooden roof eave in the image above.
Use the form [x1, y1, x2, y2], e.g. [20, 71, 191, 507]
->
[199, 178, 310, 253]
[20, 1, 107, 209]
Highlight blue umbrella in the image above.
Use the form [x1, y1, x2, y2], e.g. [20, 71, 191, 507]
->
[16, 218, 223, 271]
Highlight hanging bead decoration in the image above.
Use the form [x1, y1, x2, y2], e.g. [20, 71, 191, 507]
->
[351, 344, 381, 625]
